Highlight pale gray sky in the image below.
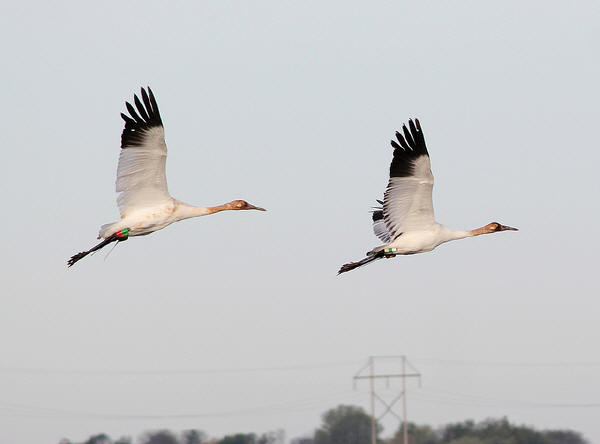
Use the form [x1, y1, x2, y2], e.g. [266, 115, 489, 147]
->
[1, 1, 599, 443]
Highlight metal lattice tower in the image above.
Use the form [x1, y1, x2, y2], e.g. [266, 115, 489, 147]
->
[354, 355, 421, 444]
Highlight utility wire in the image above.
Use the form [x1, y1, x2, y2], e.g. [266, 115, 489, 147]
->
[0, 389, 364, 421]
[410, 386, 600, 409]
[0, 359, 361, 376]
[414, 357, 600, 368]
[3, 358, 598, 376]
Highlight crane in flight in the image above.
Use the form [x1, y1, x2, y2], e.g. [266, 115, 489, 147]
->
[338, 119, 517, 274]
[68, 87, 265, 267]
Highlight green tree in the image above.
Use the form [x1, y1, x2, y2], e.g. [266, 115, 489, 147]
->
[434, 417, 588, 444]
[139, 430, 179, 444]
[314, 405, 381, 444]
[291, 438, 315, 444]
[182, 430, 208, 444]
[257, 429, 285, 444]
[446, 438, 486, 444]
[441, 420, 475, 442]
[389, 423, 439, 444]
[543, 430, 588, 444]
[82, 434, 112, 444]
[219, 433, 257, 444]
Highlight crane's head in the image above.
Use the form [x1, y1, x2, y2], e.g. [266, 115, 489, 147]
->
[229, 200, 266, 211]
[484, 222, 518, 233]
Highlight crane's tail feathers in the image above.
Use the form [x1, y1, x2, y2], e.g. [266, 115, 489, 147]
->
[98, 222, 118, 239]
[68, 231, 128, 267]
[338, 251, 384, 275]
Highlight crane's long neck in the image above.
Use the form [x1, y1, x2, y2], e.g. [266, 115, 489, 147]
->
[468, 226, 491, 237]
[440, 224, 494, 243]
[444, 229, 473, 242]
[174, 201, 234, 220]
[445, 225, 492, 241]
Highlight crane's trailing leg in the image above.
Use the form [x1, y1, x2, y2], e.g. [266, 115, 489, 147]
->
[68, 229, 130, 267]
[338, 251, 385, 274]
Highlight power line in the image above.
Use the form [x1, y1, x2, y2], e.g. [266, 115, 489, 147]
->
[0, 389, 364, 421]
[3, 357, 598, 376]
[3, 385, 598, 423]
[0, 359, 361, 376]
[414, 357, 600, 368]
[412, 386, 600, 409]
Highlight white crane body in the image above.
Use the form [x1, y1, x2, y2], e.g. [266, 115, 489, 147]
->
[338, 118, 517, 274]
[68, 87, 265, 267]
[371, 224, 470, 256]
[98, 199, 213, 238]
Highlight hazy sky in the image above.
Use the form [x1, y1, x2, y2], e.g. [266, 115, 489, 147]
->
[1, 1, 599, 443]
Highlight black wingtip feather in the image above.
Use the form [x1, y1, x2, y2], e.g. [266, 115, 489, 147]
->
[148, 88, 161, 119]
[372, 210, 384, 222]
[408, 119, 417, 136]
[120, 86, 163, 149]
[402, 124, 415, 147]
[120, 113, 134, 124]
[395, 131, 410, 150]
[125, 102, 142, 123]
[140, 88, 153, 117]
[371, 199, 384, 222]
[134, 95, 150, 121]
[388, 117, 429, 178]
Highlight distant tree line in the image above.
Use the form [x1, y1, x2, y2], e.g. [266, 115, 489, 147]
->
[59, 404, 588, 444]
[60, 428, 285, 444]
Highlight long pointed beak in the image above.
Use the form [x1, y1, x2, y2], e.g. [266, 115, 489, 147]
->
[500, 224, 518, 231]
[249, 205, 266, 211]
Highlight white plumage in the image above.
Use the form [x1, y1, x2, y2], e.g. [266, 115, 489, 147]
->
[69, 87, 265, 267]
[115, 126, 170, 218]
[339, 119, 517, 274]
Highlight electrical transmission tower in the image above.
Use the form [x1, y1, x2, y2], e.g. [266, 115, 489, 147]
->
[353, 356, 421, 444]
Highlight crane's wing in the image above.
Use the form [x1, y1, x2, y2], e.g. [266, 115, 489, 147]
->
[371, 199, 392, 243]
[116, 87, 171, 218]
[383, 119, 435, 239]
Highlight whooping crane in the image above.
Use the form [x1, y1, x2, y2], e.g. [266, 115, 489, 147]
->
[338, 119, 517, 274]
[68, 87, 266, 267]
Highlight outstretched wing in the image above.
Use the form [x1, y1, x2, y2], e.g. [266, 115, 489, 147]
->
[116, 87, 171, 217]
[383, 119, 435, 239]
[371, 199, 392, 243]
